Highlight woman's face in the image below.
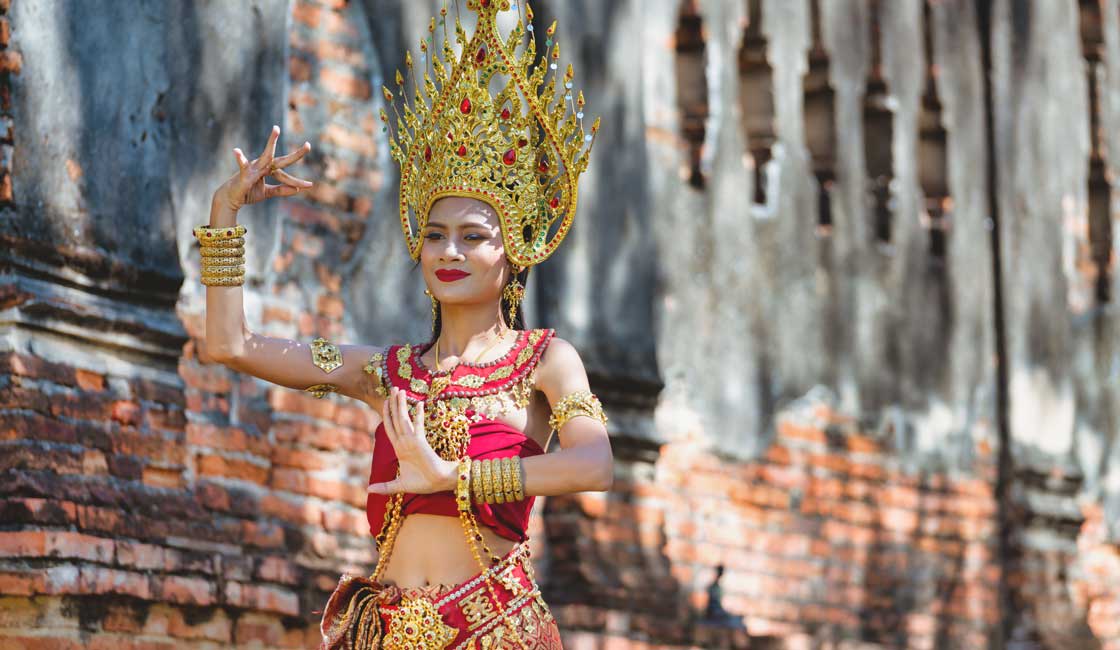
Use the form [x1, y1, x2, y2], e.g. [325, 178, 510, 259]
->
[420, 196, 511, 308]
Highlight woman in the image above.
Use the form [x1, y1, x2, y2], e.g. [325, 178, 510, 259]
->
[194, 1, 610, 647]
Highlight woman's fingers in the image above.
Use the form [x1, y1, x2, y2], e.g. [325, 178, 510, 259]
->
[271, 141, 311, 170]
[270, 167, 314, 189]
[258, 125, 280, 166]
[262, 183, 303, 199]
[392, 389, 410, 438]
[233, 148, 249, 172]
[367, 477, 400, 495]
[382, 394, 401, 448]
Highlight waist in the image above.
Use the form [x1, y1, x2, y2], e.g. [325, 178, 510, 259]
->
[378, 513, 519, 588]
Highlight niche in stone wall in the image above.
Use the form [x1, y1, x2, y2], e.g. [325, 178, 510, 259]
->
[1080, 0, 1113, 303]
[919, 1, 950, 265]
[804, 0, 836, 232]
[864, 0, 894, 245]
[739, 0, 777, 205]
[675, 0, 709, 189]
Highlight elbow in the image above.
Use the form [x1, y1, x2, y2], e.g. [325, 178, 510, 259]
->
[205, 339, 246, 369]
[593, 446, 614, 492]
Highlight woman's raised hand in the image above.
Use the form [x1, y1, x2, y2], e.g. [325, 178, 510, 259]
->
[214, 125, 314, 213]
[367, 387, 459, 496]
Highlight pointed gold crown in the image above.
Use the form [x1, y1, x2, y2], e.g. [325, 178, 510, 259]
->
[379, 0, 600, 267]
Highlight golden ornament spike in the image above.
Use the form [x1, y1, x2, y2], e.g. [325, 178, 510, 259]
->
[382, 86, 393, 103]
[428, 16, 436, 34]
[395, 69, 404, 87]
[546, 19, 557, 38]
[381, 0, 600, 266]
[405, 50, 413, 68]
[577, 90, 585, 108]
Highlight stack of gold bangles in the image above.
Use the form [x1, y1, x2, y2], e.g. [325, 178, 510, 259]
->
[457, 456, 524, 506]
[193, 225, 247, 286]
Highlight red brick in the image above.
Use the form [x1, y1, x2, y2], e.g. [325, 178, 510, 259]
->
[0, 50, 21, 74]
[323, 123, 376, 157]
[178, 360, 233, 393]
[289, 54, 312, 83]
[186, 422, 269, 456]
[319, 67, 371, 100]
[223, 581, 300, 615]
[271, 446, 333, 470]
[110, 400, 141, 425]
[196, 453, 269, 485]
[74, 368, 105, 391]
[271, 468, 365, 506]
[292, 2, 322, 28]
[157, 575, 215, 606]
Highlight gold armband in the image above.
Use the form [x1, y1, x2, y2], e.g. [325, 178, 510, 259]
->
[199, 244, 245, 257]
[362, 349, 388, 397]
[305, 383, 337, 399]
[455, 458, 472, 512]
[310, 337, 343, 373]
[193, 224, 246, 241]
[194, 225, 247, 287]
[547, 390, 607, 431]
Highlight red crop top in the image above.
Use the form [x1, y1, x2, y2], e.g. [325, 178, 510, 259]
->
[365, 328, 555, 543]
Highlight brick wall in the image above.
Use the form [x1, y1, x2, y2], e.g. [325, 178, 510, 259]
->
[4, 1, 1120, 650]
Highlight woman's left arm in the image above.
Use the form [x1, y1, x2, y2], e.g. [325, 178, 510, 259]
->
[521, 337, 614, 495]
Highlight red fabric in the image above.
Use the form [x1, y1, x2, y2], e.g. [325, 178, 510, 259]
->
[365, 328, 556, 543]
[366, 418, 543, 542]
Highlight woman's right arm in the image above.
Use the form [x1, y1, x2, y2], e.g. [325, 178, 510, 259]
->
[202, 126, 382, 404]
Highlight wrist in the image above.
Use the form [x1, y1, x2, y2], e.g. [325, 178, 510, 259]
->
[209, 190, 240, 227]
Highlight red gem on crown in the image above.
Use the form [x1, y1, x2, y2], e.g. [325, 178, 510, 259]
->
[460, 98, 472, 114]
[503, 149, 517, 165]
[457, 144, 468, 157]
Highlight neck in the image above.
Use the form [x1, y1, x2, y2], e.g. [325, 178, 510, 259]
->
[436, 301, 509, 359]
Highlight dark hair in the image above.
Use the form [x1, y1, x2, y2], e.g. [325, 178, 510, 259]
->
[427, 264, 530, 341]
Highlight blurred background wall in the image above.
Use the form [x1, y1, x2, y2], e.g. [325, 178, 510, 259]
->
[1, 0, 1119, 648]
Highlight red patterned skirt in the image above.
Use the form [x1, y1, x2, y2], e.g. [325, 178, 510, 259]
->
[318, 543, 562, 649]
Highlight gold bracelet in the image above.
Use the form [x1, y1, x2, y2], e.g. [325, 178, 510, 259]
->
[511, 456, 524, 501]
[471, 459, 485, 504]
[200, 265, 245, 278]
[201, 275, 245, 287]
[500, 457, 515, 503]
[200, 256, 245, 268]
[200, 245, 245, 257]
[199, 236, 245, 248]
[455, 458, 472, 512]
[483, 458, 498, 504]
[193, 224, 247, 241]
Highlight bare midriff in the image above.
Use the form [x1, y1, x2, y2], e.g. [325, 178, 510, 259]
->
[375, 513, 519, 588]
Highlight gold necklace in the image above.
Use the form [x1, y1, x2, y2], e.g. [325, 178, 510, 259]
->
[433, 327, 509, 372]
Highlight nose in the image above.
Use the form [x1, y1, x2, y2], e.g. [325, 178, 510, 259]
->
[439, 239, 465, 262]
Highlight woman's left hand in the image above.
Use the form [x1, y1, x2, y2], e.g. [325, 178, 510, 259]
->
[367, 387, 459, 495]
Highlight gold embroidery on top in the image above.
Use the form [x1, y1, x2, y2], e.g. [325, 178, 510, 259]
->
[454, 373, 487, 389]
[486, 365, 515, 382]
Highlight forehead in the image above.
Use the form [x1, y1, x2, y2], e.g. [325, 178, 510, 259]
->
[427, 196, 499, 229]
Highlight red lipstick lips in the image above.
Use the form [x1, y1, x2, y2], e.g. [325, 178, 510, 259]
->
[435, 269, 471, 282]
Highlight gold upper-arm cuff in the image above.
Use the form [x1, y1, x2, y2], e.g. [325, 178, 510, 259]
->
[548, 390, 607, 431]
[310, 337, 343, 373]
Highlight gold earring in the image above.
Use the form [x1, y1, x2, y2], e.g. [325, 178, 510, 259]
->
[502, 268, 525, 326]
[424, 288, 439, 327]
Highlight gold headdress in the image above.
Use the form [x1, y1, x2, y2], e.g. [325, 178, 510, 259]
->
[380, 0, 600, 267]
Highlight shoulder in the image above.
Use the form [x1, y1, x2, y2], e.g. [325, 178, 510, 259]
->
[534, 333, 590, 399]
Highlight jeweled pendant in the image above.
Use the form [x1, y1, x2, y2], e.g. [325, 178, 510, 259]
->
[457, 144, 467, 156]
[460, 97, 472, 114]
[503, 149, 517, 165]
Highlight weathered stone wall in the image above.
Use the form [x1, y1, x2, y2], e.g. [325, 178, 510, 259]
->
[2, 0, 1119, 649]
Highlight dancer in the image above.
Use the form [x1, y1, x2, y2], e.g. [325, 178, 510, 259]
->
[195, 0, 610, 646]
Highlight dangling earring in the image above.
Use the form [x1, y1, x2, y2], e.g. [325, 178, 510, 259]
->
[502, 266, 525, 326]
[424, 288, 439, 328]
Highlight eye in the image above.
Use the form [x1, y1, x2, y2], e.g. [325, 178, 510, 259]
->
[424, 232, 444, 240]
[465, 233, 486, 241]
